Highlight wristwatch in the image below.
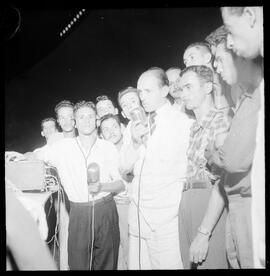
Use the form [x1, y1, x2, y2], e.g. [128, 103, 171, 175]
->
[198, 226, 211, 238]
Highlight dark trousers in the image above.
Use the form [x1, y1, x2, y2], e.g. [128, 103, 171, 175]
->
[179, 187, 228, 269]
[68, 195, 120, 270]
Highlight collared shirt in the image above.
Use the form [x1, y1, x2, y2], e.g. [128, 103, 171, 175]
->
[211, 83, 261, 197]
[42, 137, 121, 202]
[186, 108, 230, 184]
[120, 102, 194, 231]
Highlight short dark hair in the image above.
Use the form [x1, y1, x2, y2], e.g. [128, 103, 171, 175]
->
[185, 42, 211, 55]
[99, 114, 121, 130]
[74, 100, 96, 115]
[117, 86, 139, 107]
[180, 65, 213, 84]
[145, 67, 169, 87]
[41, 117, 56, 130]
[221, 7, 245, 16]
[96, 95, 115, 106]
[54, 100, 74, 118]
[205, 25, 228, 47]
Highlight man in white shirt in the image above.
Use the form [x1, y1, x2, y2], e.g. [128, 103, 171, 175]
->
[19, 101, 125, 270]
[120, 67, 193, 269]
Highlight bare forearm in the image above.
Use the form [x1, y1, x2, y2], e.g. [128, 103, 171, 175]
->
[100, 180, 125, 193]
[199, 185, 225, 234]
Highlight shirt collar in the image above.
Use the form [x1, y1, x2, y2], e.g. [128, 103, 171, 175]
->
[155, 100, 170, 116]
[191, 108, 217, 133]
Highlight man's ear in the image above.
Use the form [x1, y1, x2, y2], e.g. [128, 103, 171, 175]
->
[161, 85, 169, 98]
[243, 7, 256, 28]
[204, 52, 212, 65]
[71, 119, 75, 128]
[204, 81, 213, 95]
[115, 108, 119, 115]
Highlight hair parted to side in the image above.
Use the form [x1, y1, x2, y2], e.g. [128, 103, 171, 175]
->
[185, 42, 212, 54]
[74, 100, 96, 115]
[205, 25, 228, 47]
[99, 113, 121, 129]
[96, 94, 114, 104]
[41, 117, 57, 130]
[221, 7, 245, 16]
[145, 66, 169, 87]
[117, 86, 139, 106]
[54, 100, 74, 117]
[180, 65, 213, 84]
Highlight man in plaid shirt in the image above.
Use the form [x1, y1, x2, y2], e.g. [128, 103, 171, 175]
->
[177, 65, 231, 269]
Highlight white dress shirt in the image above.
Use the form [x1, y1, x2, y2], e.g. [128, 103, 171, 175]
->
[42, 137, 121, 203]
[120, 102, 194, 233]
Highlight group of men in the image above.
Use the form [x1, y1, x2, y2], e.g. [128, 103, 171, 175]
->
[6, 6, 264, 270]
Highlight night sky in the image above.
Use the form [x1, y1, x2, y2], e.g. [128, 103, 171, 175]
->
[5, 7, 223, 153]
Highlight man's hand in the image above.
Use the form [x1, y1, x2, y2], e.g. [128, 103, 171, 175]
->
[88, 182, 101, 195]
[189, 232, 210, 265]
[131, 121, 149, 145]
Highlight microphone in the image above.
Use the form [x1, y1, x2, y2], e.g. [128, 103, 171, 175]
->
[87, 162, 100, 186]
[130, 107, 148, 146]
[130, 106, 148, 127]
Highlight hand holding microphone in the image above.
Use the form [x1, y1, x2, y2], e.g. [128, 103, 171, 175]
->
[130, 107, 148, 146]
[87, 162, 101, 195]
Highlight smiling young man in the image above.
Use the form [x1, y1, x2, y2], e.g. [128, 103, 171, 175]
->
[119, 67, 193, 270]
[178, 65, 230, 269]
[17, 101, 125, 270]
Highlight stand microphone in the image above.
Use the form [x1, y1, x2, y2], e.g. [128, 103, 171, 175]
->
[87, 162, 100, 191]
[87, 162, 100, 270]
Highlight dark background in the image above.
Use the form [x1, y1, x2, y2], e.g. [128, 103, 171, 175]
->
[4, 6, 223, 152]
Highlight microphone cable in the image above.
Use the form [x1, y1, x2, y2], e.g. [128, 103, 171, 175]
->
[137, 112, 151, 270]
[75, 138, 94, 270]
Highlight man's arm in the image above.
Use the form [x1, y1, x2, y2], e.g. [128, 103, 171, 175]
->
[208, 114, 257, 173]
[189, 182, 225, 264]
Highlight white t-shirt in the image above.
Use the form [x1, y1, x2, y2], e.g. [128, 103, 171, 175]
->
[42, 137, 121, 202]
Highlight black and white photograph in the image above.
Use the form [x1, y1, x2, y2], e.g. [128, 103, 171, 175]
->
[4, 5, 265, 270]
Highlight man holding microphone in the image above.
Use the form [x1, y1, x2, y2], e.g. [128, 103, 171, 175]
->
[120, 67, 193, 269]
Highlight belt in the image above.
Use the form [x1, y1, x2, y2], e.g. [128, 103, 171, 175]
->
[89, 193, 113, 206]
[70, 194, 113, 207]
[183, 181, 213, 192]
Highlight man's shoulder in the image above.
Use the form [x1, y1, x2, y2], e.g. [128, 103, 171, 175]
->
[96, 138, 117, 151]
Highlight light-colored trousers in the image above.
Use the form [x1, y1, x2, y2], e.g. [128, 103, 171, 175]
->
[128, 216, 183, 270]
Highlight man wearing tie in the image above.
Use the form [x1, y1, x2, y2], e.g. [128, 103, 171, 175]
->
[120, 67, 193, 269]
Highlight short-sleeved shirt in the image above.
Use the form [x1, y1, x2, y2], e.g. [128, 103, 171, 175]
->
[42, 137, 121, 202]
[186, 108, 231, 184]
